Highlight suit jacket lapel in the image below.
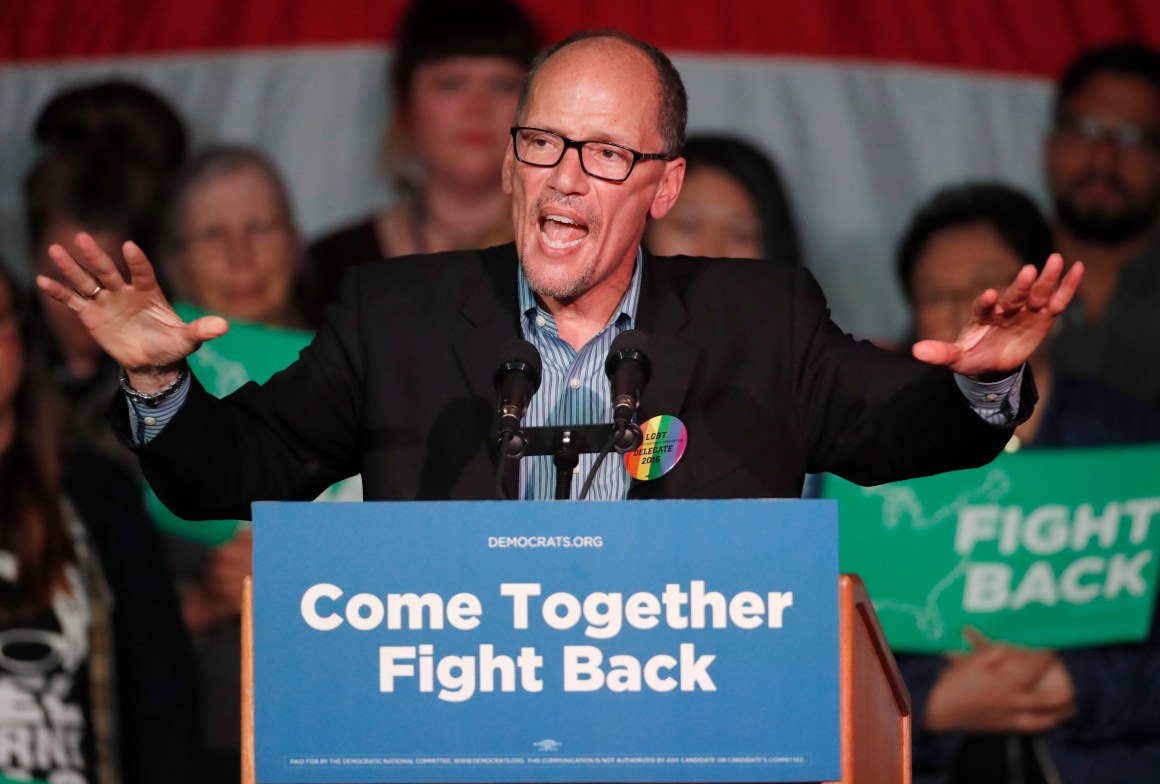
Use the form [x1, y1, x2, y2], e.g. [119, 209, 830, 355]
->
[630, 251, 700, 498]
[451, 245, 524, 498]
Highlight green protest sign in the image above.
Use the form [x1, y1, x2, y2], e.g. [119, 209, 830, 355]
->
[174, 301, 316, 398]
[147, 303, 362, 545]
[827, 445, 1160, 652]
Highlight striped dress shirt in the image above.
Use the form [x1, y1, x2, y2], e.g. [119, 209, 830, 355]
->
[516, 248, 643, 500]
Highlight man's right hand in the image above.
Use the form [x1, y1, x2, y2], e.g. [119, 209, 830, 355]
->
[36, 232, 229, 392]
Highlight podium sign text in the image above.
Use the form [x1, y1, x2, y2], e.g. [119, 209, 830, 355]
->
[252, 499, 839, 782]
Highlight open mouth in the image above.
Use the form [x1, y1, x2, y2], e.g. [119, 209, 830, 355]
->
[539, 214, 590, 250]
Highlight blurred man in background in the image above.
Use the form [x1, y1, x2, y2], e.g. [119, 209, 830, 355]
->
[1045, 42, 1160, 405]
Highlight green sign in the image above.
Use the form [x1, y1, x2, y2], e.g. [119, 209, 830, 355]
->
[147, 303, 361, 544]
[827, 445, 1160, 652]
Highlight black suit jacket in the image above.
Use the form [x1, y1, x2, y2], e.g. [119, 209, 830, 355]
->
[119, 244, 1029, 519]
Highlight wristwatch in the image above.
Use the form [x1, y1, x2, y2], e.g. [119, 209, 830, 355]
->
[119, 362, 188, 407]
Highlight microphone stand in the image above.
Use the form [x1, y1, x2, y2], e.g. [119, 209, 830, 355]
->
[507, 423, 641, 500]
[492, 329, 649, 500]
[551, 430, 579, 501]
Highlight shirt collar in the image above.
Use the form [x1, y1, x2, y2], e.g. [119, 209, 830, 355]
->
[517, 246, 644, 331]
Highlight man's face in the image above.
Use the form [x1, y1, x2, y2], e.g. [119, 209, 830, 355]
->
[502, 39, 684, 305]
[1046, 71, 1160, 243]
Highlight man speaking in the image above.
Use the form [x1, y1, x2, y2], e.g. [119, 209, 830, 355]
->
[38, 31, 1082, 517]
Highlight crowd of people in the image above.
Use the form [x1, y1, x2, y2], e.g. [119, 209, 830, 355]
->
[2, 0, 1159, 781]
[892, 182, 1160, 781]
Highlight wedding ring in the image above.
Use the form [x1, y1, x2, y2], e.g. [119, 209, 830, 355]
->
[81, 283, 103, 300]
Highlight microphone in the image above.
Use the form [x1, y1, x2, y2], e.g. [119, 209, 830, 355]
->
[604, 329, 652, 452]
[493, 339, 542, 457]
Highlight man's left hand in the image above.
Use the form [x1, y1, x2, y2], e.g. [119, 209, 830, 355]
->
[912, 253, 1083, 376]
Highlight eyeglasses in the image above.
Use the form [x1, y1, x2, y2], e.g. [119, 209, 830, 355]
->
[1054, 114, 1160, 154]
[185, 217, 288, 248]
[511, 126, 672, 183]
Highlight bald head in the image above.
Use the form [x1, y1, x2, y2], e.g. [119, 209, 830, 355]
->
[502, 29, 687, 316]
[515, 30, 687, 158]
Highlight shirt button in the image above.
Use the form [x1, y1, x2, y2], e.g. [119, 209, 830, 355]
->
[569, 377, 581, 390]
[984, 393, 999, 403]
[143, 416, 157, 426]
[535, 315, 546, 327]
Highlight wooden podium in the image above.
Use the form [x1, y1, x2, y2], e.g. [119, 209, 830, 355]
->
[826, 574, 911, 784]
[241, 573, 910, 784]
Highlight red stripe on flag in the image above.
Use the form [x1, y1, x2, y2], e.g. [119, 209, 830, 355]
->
[2, 0, 1159, 78]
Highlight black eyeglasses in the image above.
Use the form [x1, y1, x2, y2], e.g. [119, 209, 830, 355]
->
[511, 126, 672, 183]
[1054, 114, 1160, 154]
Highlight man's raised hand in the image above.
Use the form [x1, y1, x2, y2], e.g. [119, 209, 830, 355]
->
[912, 253, 1083, 377]
[35, 232, 228, 392]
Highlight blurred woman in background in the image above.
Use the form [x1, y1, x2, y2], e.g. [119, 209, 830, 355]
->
[155, 144, 360, 784]
[0, 261, 199, 784]
[160, 145, 309, 329]
[645, 134, 802, 265]
[308, 0, 539, 312]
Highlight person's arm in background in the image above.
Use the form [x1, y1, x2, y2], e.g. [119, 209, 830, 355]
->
[908, 609, 1160, 745]
[921, 637, 1075, 735]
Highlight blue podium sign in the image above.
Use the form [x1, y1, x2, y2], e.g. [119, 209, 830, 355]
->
[252, 499, 839, 783]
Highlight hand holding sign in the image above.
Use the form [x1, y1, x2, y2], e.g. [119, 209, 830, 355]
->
[924, 629, 1075, 734]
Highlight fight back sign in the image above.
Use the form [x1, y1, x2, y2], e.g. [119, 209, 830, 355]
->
[252, 500, 840, 783]
[829, 445, 1160, 652]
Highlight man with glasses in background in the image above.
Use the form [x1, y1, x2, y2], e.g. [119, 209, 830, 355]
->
[38, 31, 1080, 513]
[1045, 42, 1160, 405]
